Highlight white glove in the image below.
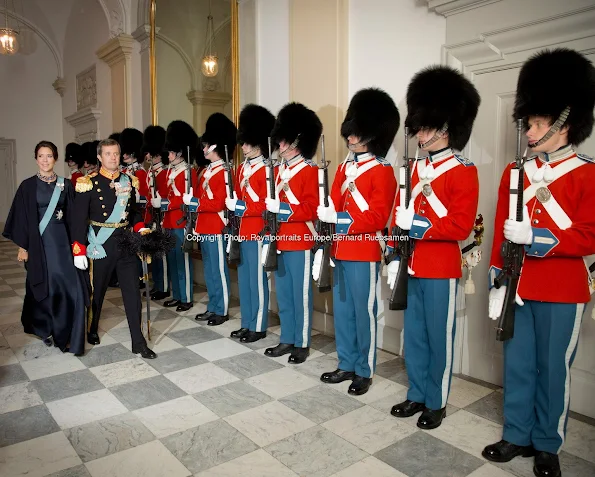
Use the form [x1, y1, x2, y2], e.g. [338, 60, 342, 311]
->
[151, 196, 161, 208]
[226, 192, 238, 211]
[261, 243, 269, 265]
[317, 198, 338, 224]
[488, 286, 524, 320]
[312, 249, 323, 281]
[182, 188, 194, 206]
[395, 202, 415, 231]
[387, 260, 400, 290]
[265, 197, 280, 214]
[504, 206, 533, 245]
[74, 255, 88, 270]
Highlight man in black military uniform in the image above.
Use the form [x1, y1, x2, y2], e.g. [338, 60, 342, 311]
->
[71, 138, 156, 359]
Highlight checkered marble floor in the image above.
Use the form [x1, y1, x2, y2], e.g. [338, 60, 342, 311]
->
[0, 238, 594, 477]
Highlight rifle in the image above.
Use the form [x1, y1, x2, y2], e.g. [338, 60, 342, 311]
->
[223, 145, 241, 265]
[386, 127, 415, 310]
[312, 134, 333, 292]
[179, 147, 196, 252]
[493, 119, 526, 341]
[149, 157, 162, 231]
[259, 137, 279, 272]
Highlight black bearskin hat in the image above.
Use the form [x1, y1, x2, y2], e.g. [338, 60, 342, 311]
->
[341, 88, 400, 158]
[108, 132, 121, 143]
[514, 48, 595, 146]
[65, 143, 85, 168]
[141, 125, 168, 165]
[195, 136, 209, 168]
[405, 66, 480, 151]
[84, 141, 99, 166]
[165, 120, 199, 163]
[201, 113, 238, 159]
[237, 104, 276, 158]
[271, 103, 322, 159]
[119, 128, 143, 164]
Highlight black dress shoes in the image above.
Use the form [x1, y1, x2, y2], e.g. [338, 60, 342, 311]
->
[163, 299, 180, 308]
[417, 407, 447, 430]
[482, 440, 536, 463]
[230, 328, 249, 339]
[391, 399, 425, 418]
[87, 332, 101, 345]
[151, 291, 170, 301]
[132, 344, 157, 359]
[320, 369, 356, 384]
[288, 347, 309, 364]
[176, 302, 193, 312]
[43, 336, 53, 347]
[265, 343, 294, 357]
[240, 331, 267, 343]
[534, 451, 561, 477]
[207, 314, 229, 326]
[195, 311, 215, 321]
[348, 376, 372, 395]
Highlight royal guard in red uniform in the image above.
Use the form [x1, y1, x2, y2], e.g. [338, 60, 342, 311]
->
[82, 141, 99, 176]
[141, 125, 171, 301]
[225, 105, 275, 340]
[389, 66, 480, 427]
[263, 103, 321, 360]
[153, 120, 198, 312]
[482, 49, 595, 477]
[185, 113, 237, 327]
[66, 143, 85, 186]
[317, 88, 399, 394]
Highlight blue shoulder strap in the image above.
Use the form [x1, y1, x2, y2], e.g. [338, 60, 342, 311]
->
[38, 177, 64, 236]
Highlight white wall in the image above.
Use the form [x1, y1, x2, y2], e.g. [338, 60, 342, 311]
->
[0, 41, 63, 184]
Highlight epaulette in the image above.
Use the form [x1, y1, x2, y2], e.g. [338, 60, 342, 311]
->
[577, 153, 595, 163]
[376, 156, 391, 166]
[127, 172, 140, 190]
[455, 154, 474, 166]
[75, 175, 93, 193]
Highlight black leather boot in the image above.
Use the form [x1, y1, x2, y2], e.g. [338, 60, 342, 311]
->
[176, 302, 193, 312]
[391, 399, 425, 418]
[482, 440, 536, 463]
[533, 451, 561, 477]
[230, 328, 249, 339]
[163, 299, 180, 308]
[207, 314, 229, 326]
[265, 343, 294, 357]
[348, 376, 372, 395]
[132, 343, 157, 359]
[240, 331, 267, 343]
[288, 347, 309, 364]
[417, 407, 447, 429]
[320, 369, 355, 384]
[151, 291, 170, 300]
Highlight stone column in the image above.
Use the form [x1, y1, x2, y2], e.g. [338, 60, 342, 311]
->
[132, 24, 155, 128]
[186, 90, 232, 132]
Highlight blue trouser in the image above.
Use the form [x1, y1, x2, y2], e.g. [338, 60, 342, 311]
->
[405, 277, 457, 411]
[333, 260, 380, 379]
[166, 228, 193, 303]
[238, 240, 268, 332]
[199, 234, 230, 316]
[274, 250, 313, 348]
[503, 301, 584, 454]
[151, 255, 169, 293]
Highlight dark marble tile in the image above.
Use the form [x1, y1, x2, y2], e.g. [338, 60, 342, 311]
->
[45, 465, 92, 477]
[215, 351, 285, 379]
[77, 343, 134, 368]
[194, 380, 273, 417]
[0, 363, 29, 388]
[111, 375, 187, 411]
[32, 369, 104, 402]
[146, 347, 208, 374]
[167, 326, 222, 346]
[465, 391, 503, 425]
[280, 385, 363, 424]
[309, 334, 336, 354]
[0, 404, 60, 447]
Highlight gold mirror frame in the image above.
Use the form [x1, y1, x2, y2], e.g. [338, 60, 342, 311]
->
[148, 0, 240, 128]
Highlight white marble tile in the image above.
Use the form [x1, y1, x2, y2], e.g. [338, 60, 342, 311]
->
[5, 276, 26, 285]
[268, 325, 281, 335]
[85, 440, 190, 477]
[428, 410, 503, 459]
[0, 431, 81, 477]
[13, 342, 64, 362]
[195, 449, 299, 477]
[0, 304, 25, 315]
[448, 376, 494, 408]
[466, 464, 516, 477]
[90, 358, 160, 388]
[331, 456, 408, 477]
[0, 284, 13, 291]
[120, 335, 183, 353]
[5, 332, 40, 348]
[350, 376, 407, 405]
[133, 395, 219, 438]
[565, 417, 595, 464]
[188, 338, 252, 362]
[0, 349, 18, 366]
[376, 349, 399, 364]
[0, 381, 43, 414]
[14, 289, 26, 297]
[150, 317, 200, 334]
[245, 367, 319, 399]
[21, 354, 86, 380]
[1, 267, 26, 275]
[322, 405, 417, 454]
[0, 295, 25, 305]
[224, 401, 316, 447]
[98, 317, 127, 333]
[46, 389, 128, 429]
[164, 363, 239, 394]
[367, 389, 421, 428]
[0, 311, 21, 324]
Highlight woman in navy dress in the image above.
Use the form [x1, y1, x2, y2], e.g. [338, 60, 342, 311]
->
[3, 141, 88, 355]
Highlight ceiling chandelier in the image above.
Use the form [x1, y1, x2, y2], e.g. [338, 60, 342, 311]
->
[0, 0, 20, 56]
[201, 0, 218, 77]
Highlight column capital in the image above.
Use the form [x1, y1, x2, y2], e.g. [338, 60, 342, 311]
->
[52, 77, 66, 97]
[96, 34, 136, 66]
[132, 24, 159, 53]
[187, 90, 232, 107]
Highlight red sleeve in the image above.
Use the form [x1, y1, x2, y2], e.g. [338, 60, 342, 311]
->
[198, 173, 226, 213]
[330, 165, 345, 208]
[284, 166, 318, 222]
[136, 169, 149, 198]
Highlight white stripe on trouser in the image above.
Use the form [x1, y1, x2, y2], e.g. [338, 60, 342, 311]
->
[302, 250, 311, 347]
[557, 303, 584, 451]
[161, 256, 168, 291]
[440, 278, 457, 408]
[256, 241, 265, 331]
[217, 237, 229, 315]
[367, 262, 377, 377]
[184, 252, 190, 303]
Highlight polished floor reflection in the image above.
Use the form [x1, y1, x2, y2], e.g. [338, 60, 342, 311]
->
[0, 238, 594, 477]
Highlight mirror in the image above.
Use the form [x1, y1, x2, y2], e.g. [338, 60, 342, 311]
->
[149, 0, 239, 133]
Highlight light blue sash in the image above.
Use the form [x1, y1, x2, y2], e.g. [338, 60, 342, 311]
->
[86, 174, 131, 259]
[39, 177, 65, 237]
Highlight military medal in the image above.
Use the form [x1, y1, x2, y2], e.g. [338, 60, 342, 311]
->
[348, 182, 356, 192]
[536, 186, 551, 203]
[422, 183, 433, 197]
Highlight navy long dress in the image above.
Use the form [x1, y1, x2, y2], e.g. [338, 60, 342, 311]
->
[3, 176, 87, 355]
